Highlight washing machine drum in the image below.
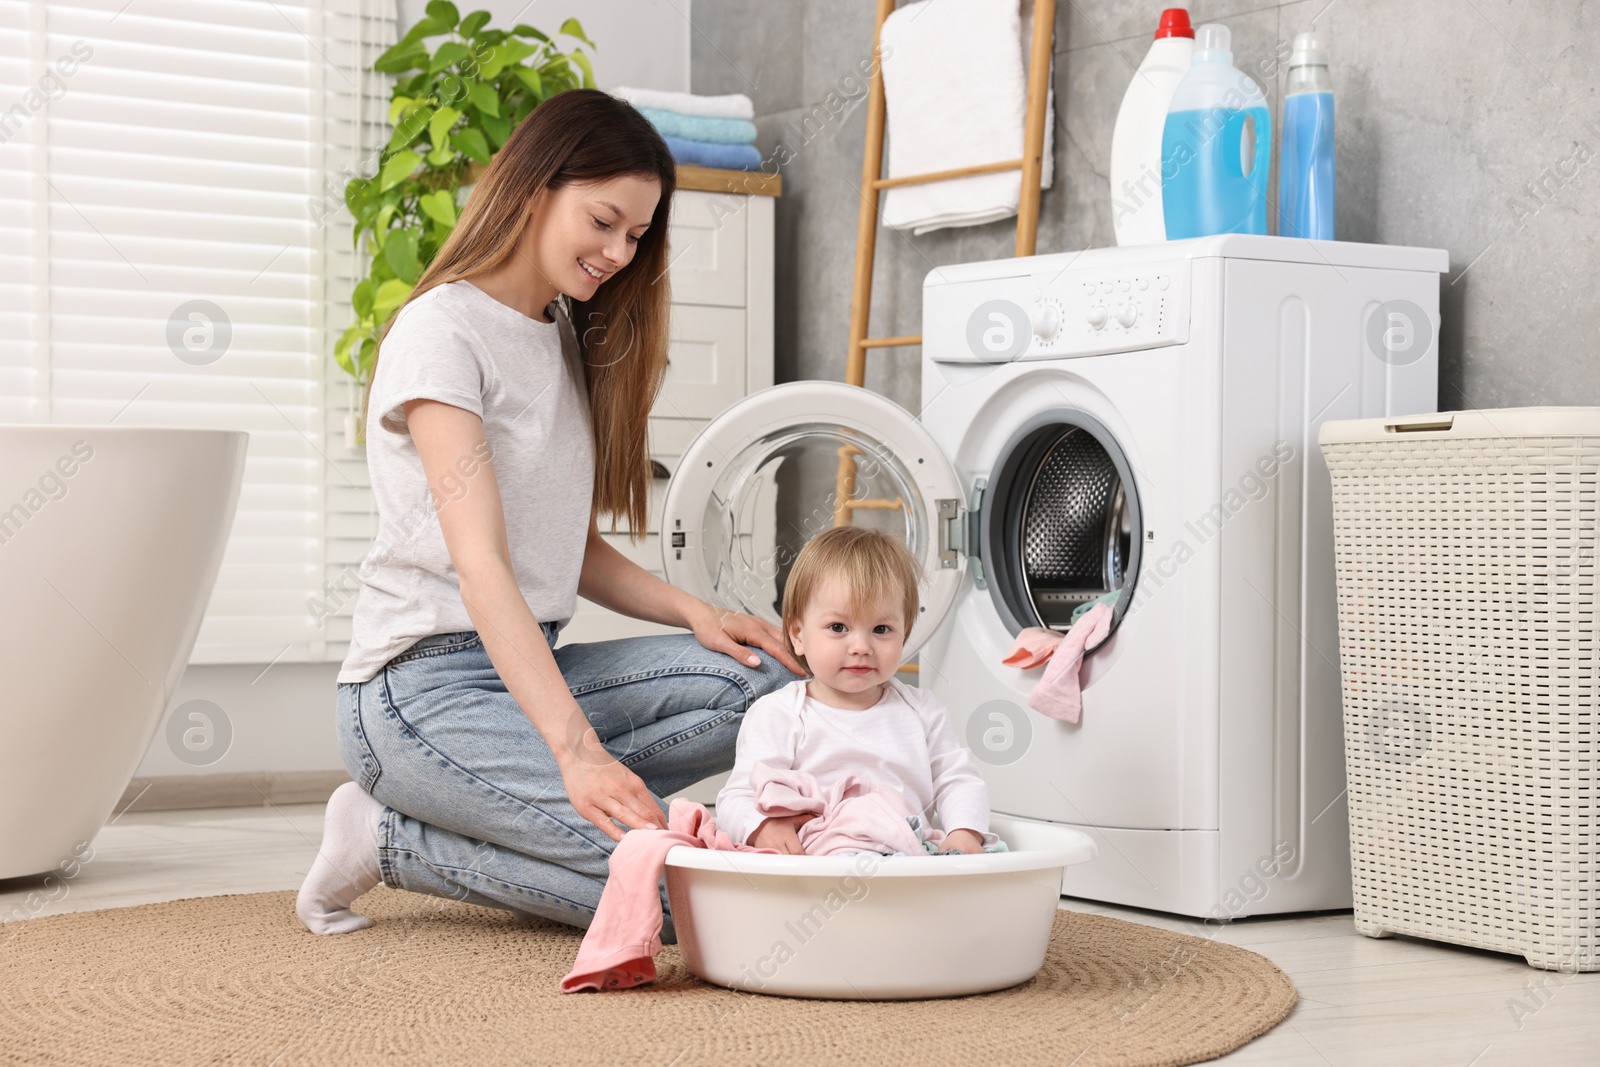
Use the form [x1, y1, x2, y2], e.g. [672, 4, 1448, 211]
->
[987, 421, 1140, 636]
[1021, 430, 1127, 588]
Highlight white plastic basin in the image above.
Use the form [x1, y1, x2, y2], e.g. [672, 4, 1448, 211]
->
[664, 828, 1096, 1000]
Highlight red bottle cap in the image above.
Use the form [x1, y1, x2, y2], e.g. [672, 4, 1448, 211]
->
[1154, 8, 1195, 39]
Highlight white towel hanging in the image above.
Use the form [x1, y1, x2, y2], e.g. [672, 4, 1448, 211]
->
[880, 0, 1054, 236]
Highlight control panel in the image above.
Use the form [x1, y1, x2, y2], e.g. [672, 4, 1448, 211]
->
[925, 257, 1191, 364]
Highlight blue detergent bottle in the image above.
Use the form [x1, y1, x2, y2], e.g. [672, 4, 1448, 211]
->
[1278, 31, 1335, 239]
[1160, 23, 1271, 237]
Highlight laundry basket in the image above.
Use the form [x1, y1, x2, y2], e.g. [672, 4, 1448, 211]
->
[1320, 409, 1599, 972]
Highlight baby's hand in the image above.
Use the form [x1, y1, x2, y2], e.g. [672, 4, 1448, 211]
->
[749, 813, 814, 855]
[938, 829, 985, 855]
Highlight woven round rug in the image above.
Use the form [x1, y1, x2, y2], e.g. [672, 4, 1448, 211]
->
[0, 886, 1295, 1067]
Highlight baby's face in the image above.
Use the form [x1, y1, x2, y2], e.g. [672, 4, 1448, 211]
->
[790, 574, 907, 707]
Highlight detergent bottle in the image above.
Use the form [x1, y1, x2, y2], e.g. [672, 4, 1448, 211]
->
[1277, 31, 1335, 239]
[1160, 23, 1271, 237]
[1108, 8, 1194, 245]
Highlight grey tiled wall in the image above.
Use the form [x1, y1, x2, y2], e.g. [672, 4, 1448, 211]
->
[690, 1, 1599, 415]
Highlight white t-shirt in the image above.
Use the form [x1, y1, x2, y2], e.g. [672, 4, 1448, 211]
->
[714, 677, 992, 846]
[337, 280, 595, 683]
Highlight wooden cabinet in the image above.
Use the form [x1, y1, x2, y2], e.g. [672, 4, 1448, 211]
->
[559, 178, 776, 645]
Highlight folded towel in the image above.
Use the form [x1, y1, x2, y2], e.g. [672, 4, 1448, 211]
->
[637, 106, 757, 145]
[664, 135, 763, 171]
[879, 0, 1054, 235]
[611, 85, 754, 121]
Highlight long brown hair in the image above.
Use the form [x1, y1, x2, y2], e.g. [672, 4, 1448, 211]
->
[363, 88, 675, 539]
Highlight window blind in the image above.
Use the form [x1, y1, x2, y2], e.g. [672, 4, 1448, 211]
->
[0, 0, 394, 664]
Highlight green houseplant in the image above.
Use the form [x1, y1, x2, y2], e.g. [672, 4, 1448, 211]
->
[336, 3, 595, 442]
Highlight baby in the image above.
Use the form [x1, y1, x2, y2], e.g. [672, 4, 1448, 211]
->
[714, 525, 999, 856]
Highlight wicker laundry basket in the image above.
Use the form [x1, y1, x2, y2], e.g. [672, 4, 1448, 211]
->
[1320, 408, 1599, 972]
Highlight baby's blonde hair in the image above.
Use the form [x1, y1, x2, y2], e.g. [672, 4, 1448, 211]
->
[781, 525, 924, 672]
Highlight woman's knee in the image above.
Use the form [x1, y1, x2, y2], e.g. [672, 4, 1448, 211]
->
[745, 648, 800, 701]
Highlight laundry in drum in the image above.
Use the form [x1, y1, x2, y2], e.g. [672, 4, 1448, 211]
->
[1069, 588, 1122, 626]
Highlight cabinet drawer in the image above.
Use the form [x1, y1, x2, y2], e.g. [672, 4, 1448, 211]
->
[660, 305, 746, 420]
[666, 190, 746, 307]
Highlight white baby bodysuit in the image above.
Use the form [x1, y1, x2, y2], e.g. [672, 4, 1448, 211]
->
[714, 677, 993, 847]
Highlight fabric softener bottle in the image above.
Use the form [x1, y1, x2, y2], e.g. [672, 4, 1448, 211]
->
[1277, 31, 1335, 239]
[1160, 23, 1271, 237]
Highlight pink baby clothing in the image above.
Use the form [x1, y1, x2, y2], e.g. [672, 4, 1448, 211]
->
[714, 678, 992, 847]
[1002, 601, 1112, 724]
[560, 798, 777, 993]
[745, 760, 925, 856]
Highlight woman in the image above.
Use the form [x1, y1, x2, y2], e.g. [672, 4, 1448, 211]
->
[296, 89, 802, 940]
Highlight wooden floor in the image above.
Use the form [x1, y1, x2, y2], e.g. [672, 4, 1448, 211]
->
[2, 802, 1596, 1065]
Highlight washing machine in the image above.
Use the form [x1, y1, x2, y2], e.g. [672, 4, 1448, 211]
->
[659, 234, 1448, 919]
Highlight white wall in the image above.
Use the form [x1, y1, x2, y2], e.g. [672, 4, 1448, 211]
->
[132, 0, 691, 781]
[393, 0, 691, 91]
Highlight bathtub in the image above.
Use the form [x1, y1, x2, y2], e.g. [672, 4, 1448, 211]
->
[0, 425, 247, 880]
[664, 822, 1096, 999]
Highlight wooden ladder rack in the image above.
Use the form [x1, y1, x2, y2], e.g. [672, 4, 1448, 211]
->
[834, 0, 1056, 528]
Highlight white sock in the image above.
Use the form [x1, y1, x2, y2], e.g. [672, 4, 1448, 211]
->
[296, 781, 384, 935]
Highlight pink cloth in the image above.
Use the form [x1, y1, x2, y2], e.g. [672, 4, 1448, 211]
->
[560, 762, 925, 993]
[746, 761, 925, 857]
[559, 799, 771, 993]
[1001, 602, 1113, 724]
[1000, 627, 1062, 670]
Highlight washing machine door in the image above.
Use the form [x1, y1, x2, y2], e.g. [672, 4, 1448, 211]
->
[660, 382, 964, 659]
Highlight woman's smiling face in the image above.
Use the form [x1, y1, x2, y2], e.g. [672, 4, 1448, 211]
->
[532, 174, 660, 300]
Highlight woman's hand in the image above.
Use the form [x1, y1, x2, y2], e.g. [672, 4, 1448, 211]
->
[555, 725, 665, 843]
[749, 813, 816, 854]
[687, 601, 806, 675]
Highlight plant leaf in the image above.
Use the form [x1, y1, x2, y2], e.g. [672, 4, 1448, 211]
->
[460, 9, 491, 36]
[494, 38, 539, 67]
[480, 113, 511, 148]
[467, 80, 499, 117]
[387, 95, 416, 124]
[452, 126, 491, 163]
[427, 105, 461, 148]
[383, 228, 422, 284]
[377, 150, 422, 193]
[570, 49, 594, 89]
[351, 278, 374, 318]
[386, 112, 427, 153]
[426, 141, 456, 167]
[429, 41, 471, 73]
[513, 66, 543, 99]
[372, 278, 413, 316]
[418, 189, 458, 228]
[344, 176, 371, 214]
[374, 40, 429, 73]
[396, 15, 449, 47]
[358, 335, 378, 379]
[512, 23, 550, 43]
[476, 43, 508, 79]
[423, 0, 458, 28]
[334, 325, 359, 379]
[557, 17, 594, 47]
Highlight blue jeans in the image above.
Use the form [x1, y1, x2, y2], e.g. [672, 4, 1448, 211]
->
[335, 624, 794, 943]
